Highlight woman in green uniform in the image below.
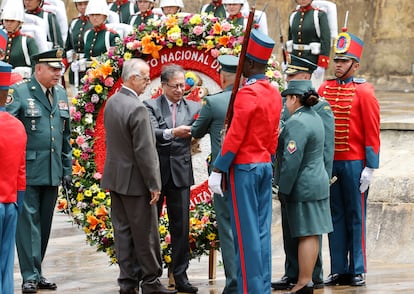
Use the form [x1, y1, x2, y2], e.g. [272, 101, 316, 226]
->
[275, 80, 333, 294]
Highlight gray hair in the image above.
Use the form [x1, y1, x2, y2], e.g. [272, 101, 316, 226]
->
[160, 64, 184, 83]
[121, 59, 149, 81]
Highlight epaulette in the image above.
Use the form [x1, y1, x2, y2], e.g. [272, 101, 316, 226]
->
[16, 79, 30, 86]
[353, 77, 366, 84]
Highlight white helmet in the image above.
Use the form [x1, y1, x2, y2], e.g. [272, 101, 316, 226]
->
[159, 0, 183, 8]
[85, 0, 110, 16]
[1, 0, 25, 22]
[222, 0, 244, 4]
[73, 0, 89, 3]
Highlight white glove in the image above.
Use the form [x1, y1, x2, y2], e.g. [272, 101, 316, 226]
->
[359, 167, 374, 193]
[313, 66, 325, 80]
[208, 171, 223, 196]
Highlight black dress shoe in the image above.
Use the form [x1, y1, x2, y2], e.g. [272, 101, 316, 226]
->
[350, 274, 366, 286]
[22, 280, 38, 293]
[175, 282, 198, 293]
[119, 287, 139, 294]
[38, 277, 57, 290]
[141, 280, 178, 294]
[324, 273, 350, 286]
[271, 276, 296, 290]
[313, 280, 324, 289]
[282, 281, 314, 294]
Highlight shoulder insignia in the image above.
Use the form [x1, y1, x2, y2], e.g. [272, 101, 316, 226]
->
[287, 140, 297, 154]
[246, 78, 256, 85]
[6, 92, 14, 105]
[353, 77, 366, 84]
[16, 79, 30, 86]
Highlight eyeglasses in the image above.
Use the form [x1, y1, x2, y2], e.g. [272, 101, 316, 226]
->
[164, 82, 185, 90]
[135, 74, 150, 82]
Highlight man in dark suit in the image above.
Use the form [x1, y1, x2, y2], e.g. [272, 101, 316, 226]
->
[144, 64, 201, 294]
[6, 48, 72, 293]
[101, 59, 177, 294]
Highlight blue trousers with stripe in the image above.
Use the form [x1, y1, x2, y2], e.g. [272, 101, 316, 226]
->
[328, 160, 367, 275]
[227, 162, 273, 294]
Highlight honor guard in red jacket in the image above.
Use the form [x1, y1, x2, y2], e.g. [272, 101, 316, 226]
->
[319, 29, 380, 287]
[0, 61, 27, 294]
[209, 29, 282, 294]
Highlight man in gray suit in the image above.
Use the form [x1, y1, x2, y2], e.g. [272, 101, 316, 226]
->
[102, 59, 177, 294]
[144, 64, 201, 294]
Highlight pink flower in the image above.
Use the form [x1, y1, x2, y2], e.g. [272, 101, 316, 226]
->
[73, 111, 82, 122]
[221, 22, 232, 32]
[104, 77, 114, 87]
[193, 26, 204, 36]
[165, 234, 171, 244]
[84, 102, 95, 113]
[75, 135, 86, 146]
[138, 23, 146, 31]
[81, 153, 89, 160]
[93, 172, 102, 180]
[201, 215, 209, 223]
[69, 106, 77, 117]
[85, 129, 95, 137]
[210, 49, 219, 58]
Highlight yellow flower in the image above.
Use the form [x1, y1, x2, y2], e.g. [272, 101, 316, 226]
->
[176, 38, 183, 47]
[164, 255, 172, 264]
[106, 198, 111, 206]
[73, 149, 81, 158]
[71, 97, 78, 105]
[124, 52, 132, 60]
[97, 191, 106, 199]
[72, 207, 80, 215]
[95, 84, 103, 94]
[265, 69, 274, 79]
[161, 242, 168, 250]
[83, 227, 90, 234]
[159, 225, 167, 235]
[75, 181, 81, 188]
[76, 192, 84, 201]
[207, 233, 216, 241]
[84, 190, 92, 197]
[92, 197, 100, 205]
[189, 14, 201, 25]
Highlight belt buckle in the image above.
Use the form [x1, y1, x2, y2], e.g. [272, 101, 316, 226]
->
[297, 45, 305, 51]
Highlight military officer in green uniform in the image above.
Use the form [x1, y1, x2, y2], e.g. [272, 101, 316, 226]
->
[272, 54, 334, 291]
[200, 0, 227, 18]
[6, 48, 72, 294]
[275, 79, 333, 294]
[191, 55, 239, 294]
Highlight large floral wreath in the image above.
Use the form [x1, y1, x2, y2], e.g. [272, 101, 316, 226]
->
[58, 12, 285, 266]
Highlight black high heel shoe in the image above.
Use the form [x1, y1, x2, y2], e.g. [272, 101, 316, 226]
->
[283, 281, 314, 294]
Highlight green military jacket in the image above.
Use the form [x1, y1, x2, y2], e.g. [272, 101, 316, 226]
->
[66, 17, 93, 54]
[203, 3, 227, 18]
[109, 2, 138, 24]
[5, 34, 39, 69]
[191, 86, 232, 171]
[6, 77, 72, 186]
[84, 27, 120, 60]
[275, 106, 329, 202]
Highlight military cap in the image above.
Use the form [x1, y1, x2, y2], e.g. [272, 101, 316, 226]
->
[285, 55, 318, 75]
[0, 61, 12, 90]
[31, 48, 64, 69]
[246, 29, 275, 64]
[218, 55, 238, 73]
[334, 31, 364, 62]
[281, 80, 315, 96]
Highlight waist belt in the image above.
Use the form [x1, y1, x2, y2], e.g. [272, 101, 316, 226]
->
[293, 44, 311, 51]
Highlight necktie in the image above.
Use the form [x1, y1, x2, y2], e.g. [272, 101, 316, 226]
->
[46, 89, 53, 106]
[171, 103, 177, 127]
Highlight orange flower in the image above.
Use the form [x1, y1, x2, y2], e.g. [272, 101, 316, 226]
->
[142, 36, 164, 59]
[87, 215, 99, 230]
[212, 22, 222, 35]
[95, 205, 108, 218]
[73, 160, 86, 176]
[218, 35, 230, 46]
[98, 62, 113, 79]
[165, 16, 178, 29]
[57, 199, 67, 210]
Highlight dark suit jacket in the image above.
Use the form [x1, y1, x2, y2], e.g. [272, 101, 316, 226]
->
[102, 87, 161, 195]
[144, 95, 200, 188]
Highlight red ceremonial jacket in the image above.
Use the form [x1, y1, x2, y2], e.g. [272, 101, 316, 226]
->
[214, 75, 282, 172]
[318, 78, 380, 168]
[0, 111, 27, 203]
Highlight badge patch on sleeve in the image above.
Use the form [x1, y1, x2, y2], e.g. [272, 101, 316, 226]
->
[287, 140, 297, 154]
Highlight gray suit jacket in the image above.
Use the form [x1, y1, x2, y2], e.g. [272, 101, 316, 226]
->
[144, 95, 201, 188]
[101, 87, 161, 195]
